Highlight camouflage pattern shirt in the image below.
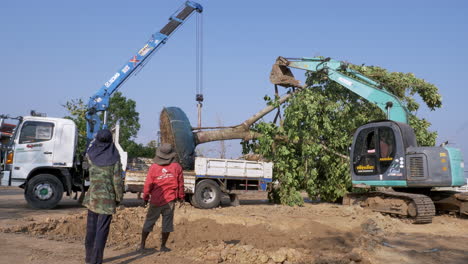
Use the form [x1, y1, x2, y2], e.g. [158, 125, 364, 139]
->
[83, 159, 123, 215]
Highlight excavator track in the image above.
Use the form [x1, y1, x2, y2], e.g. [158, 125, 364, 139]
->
[430, 190, 468, 216]
[343, 191, 436, 224]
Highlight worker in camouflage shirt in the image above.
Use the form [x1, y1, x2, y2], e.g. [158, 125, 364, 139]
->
[83, 129, 123, 264]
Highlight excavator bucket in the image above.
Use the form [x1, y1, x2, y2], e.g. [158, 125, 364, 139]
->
[269, 57, 303, 88]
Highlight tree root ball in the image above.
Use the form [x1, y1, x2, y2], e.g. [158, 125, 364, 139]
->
[159, 107, 196, 170]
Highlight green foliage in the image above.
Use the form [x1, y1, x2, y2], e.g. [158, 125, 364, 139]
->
[124, 140, 157, 159]
[244, 63, 442, 205]
[351, 65, 442, 111]
[106, 92, 141, 157]
[63, 99, 87, 155]
[63, 92, 156, 158]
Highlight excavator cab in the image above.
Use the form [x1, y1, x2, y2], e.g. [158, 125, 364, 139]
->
[351, 121, 416, 186]
[350, 121, 465, 188]
[348, 121, 467, 220]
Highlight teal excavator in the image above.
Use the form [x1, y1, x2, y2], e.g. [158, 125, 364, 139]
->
[270, 56, 466, 223]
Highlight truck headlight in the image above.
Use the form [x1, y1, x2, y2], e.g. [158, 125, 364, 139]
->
[6, 152, 13, 164]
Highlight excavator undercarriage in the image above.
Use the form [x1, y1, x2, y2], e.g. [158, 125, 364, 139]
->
[431, 191, 468, 215]
[343, 190, 468, 224]
[343, 191, 435, 224]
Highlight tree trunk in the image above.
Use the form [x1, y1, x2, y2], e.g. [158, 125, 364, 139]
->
[192, 90, 349, 160]
[193, 91, 295, 145]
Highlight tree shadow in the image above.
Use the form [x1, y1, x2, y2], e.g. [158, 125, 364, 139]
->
[378, 232, 468, 264]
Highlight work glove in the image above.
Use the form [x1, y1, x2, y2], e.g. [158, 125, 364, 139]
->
[143, 200, 149, 208]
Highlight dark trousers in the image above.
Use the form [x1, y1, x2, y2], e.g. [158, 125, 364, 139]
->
[85, 210, 112, 264]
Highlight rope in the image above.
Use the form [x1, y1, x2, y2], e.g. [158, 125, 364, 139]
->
[196, 13, 199, 98]
[200, 13, 203, 97]
[195, 12, 204, 102]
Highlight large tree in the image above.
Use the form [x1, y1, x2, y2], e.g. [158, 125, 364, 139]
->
[243, 63, 443, 205]
[106, 91, 140, 153]
[63, 98, 87, 155]
[63, 92, 156, 158]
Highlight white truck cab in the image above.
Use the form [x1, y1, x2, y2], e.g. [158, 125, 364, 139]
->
[1, 116, 79, 209]
[8, 116, 77, 185]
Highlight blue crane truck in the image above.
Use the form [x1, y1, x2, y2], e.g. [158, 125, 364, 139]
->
[0, 1, 203, 209]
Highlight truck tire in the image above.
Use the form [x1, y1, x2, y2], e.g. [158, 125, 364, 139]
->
[189, 194, 199, 208]
[193, 180, 221, 209]
[25, 174, 64, 209]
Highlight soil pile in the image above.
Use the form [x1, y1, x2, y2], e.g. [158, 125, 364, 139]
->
[1, 207, 143, 247]
[3, 188, 467, 263]
[4, 196, 468, 264]
[2, 204, 391, 263]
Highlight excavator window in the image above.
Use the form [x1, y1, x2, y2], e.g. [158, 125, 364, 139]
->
[353, 128, 377, 175]
[366, 131, 376, 153]
[378, 127, 395, 172]
[353, 126, 396, 176]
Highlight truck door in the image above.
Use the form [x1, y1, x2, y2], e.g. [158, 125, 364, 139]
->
[52, 123, 75, 168]
[11, 121, 55, 180]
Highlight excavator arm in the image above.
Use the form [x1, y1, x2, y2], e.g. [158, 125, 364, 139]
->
[270, 56, 409, 123]
[86, 1, 203, 141]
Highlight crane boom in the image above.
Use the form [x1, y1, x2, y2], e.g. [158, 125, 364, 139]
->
[270, 56, 409, 123]
[86, 1, 203, 140]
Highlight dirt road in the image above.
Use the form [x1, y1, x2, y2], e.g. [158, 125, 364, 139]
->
[1, 186, 468, 264]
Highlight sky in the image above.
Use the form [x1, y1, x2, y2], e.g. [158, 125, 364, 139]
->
[0, 0, 467, 164]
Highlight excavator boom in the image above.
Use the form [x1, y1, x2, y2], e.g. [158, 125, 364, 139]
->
[270, 56, 409, 123]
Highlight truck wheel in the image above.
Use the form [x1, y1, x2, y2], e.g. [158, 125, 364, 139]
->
[189, 194, 199, 208]
[193, 180, 221, 209]
[25, 174, 64, 209]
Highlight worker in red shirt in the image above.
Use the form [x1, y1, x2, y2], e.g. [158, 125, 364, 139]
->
[139, 143, 184, 252]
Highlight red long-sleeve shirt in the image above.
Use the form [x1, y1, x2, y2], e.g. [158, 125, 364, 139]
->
[143, 162, 185, 207]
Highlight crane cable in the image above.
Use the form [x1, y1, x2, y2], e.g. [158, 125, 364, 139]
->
[195, 12, 204, 128]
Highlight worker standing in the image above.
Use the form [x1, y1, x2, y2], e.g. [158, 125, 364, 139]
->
[83, 129, 123, 264]
[139, 143, 184, 252]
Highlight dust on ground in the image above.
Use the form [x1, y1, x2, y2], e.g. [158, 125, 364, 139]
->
[1, 187, 468, 264]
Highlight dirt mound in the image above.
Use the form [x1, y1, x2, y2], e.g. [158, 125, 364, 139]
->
[2, 189, 468, 264]
[186, 242, 309, 263]
[2, 205, 383, 263]
[1, 207, 144, 247]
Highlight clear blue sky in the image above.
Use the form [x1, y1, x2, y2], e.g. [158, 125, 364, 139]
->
[1, 0, 467, 162]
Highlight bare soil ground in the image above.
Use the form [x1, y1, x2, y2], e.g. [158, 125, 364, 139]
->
[1, 186, 468, 264]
